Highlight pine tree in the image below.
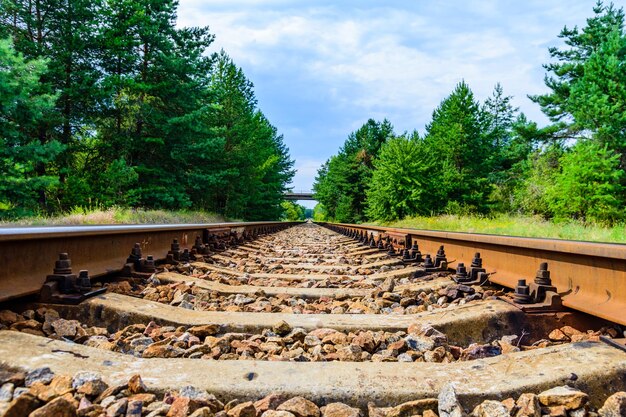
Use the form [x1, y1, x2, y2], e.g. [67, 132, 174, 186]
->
[365, 133, 431, 221]
[0, 38, 59, 218]
[1, 0, 105, 210]
[527, 1, 626, 219]
[529, 1, 625, 141]
[313, 119, 394, 222]
[0, 0, 294, 219]
[423, 81, 492, 213]
[546, 141, 624, 222]
[243, 112, 294, 220]
[206, 52, 262, 217]
[568, 27, 626, 162]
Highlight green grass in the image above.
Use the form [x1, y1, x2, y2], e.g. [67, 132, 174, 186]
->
[369, 214, 626, 244]
[0, 207, 227, 226]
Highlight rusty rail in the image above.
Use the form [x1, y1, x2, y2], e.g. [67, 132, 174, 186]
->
[0, 222, 299, 302]
[319, 222, 626, 326]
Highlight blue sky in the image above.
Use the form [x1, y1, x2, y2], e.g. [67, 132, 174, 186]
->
[177, 1, 599, 206]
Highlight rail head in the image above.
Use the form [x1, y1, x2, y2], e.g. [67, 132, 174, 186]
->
[0, 221, 301, 302]
[318, 221, 626, 326]
[0, 221, 293, 241]
[321, 222, 626, 260]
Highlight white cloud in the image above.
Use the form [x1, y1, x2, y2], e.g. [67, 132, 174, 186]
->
[179, 5, 539, 115]
[176, 1, 597, 187]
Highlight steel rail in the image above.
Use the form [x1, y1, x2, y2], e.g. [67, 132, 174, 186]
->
[0, 221, 299, 302]
[319, 222, 626, 326]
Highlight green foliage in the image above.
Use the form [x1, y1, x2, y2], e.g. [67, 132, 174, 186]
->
[365, 134, 430, 221]
[352, 3, 626, 227]
[486, 113, 537, 212]
[568, 27, 626, 158]
[3, 0, 626, 227]
[530, 2, 624, 122]
[0, 0, 293, 221]
[313, 119, 394, 222]
[546, 141, 624, 222]
[280, 201, 305, 221]
[0, 207, 225, 226]
[321, 82, 539, 223]
[373, 213, 626, 244]
[0, 38, 60, 218]
[514, 144, 563, 217]
[523, 0, 626, 223]
[312, 203, 327, 221]
[422, 81, 494, 213]
[200, 53, 294, 220]
[530, 1, 626, 149]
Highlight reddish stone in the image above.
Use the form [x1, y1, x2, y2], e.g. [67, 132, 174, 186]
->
[29, 396, 77, 417]
[167, 397, 201, 417]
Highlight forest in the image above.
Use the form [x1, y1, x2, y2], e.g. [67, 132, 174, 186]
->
[314, 2, 626, 226]
[0, 0, 294, 221]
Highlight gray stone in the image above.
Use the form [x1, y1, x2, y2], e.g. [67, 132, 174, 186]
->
[72, 371, 103, 389]
[405, 335, 435, 353]
[126, 400, 142, 417]
[170, 291, 191, 306]
[460, 344, 501, 361]
[22, 310, 35, 320]
[233, 294, 255, 305]
[262, 411, 297, 417]
[146, 404, 171, 417]
[396, 353, 414, 362]
[321, 402, 361, 417]
[106, 397, 128, 417]
[500, 335, 518, 345]
[71, 370, 108, 397]
[438, 383, 464, 417]
[0, 383, 14, 402]
[515, 393, 541, 417]
[179, 385, 217, 403]
[277, 396, 321, 417]
[84, 335, 114, 350]
[129, 336, 154, 348]
[145, 401, 167, 412]
[415, 324, 448, 346]
[100, 395, 117, 409]
[25, 367, 54, 387]
[380, 277, 395, 293]
[570, 408, 588, 417]
[272, 320, 292, 336]
[51, 318, 81, 338]
[304, 335, 322, 348]
[190, 407, 215, 417]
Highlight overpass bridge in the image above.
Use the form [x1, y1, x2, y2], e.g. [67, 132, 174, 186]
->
[284, 190, 315, 200]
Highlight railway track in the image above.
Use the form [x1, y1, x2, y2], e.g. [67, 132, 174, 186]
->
[0, 221, 625, 417]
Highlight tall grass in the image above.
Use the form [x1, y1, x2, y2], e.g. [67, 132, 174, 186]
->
[0, 207, 226, 226]
[371, 214, 626, 244]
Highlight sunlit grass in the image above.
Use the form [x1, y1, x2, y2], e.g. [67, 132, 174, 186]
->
[369, 214, 626, 244]
[0, 207, 226, 226]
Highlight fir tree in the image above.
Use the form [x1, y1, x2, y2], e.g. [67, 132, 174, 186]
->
[0, 38, 59, 217]
[365, 133, 431, 221]
[423, 81, 492, 213]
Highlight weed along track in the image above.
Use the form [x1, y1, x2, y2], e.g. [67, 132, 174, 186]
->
[0, 222, 625, 416]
